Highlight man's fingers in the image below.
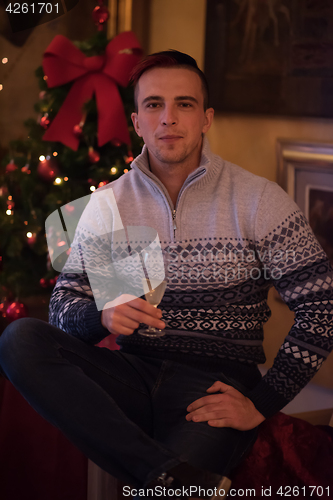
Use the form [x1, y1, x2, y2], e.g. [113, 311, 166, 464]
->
[187, 393, 227, 412]
[186, 404, 228, 420]
[207, 418, 234, 428]
[206, 380, 232, 393]
[101, 295, 165, 335]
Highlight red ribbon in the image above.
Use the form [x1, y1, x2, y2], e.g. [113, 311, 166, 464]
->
[42, 32, 142, 150]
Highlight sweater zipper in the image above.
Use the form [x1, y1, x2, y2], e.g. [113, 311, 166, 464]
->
[171, 168, 205, 240]
[172, 209, 177, 239]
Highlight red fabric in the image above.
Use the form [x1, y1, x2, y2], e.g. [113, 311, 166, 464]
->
[231, 412, 333, 499]
[0, 378, 87, 500]
[42, 32, 142, 150]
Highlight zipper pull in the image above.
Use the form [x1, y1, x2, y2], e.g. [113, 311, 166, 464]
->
[172, 210, 177, 238]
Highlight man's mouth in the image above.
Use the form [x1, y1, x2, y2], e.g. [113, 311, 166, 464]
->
[159, 135, 183, 142]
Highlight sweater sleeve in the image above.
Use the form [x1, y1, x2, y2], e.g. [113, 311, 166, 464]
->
[246, 181, 333, 418]
[48, 191, 120, 344]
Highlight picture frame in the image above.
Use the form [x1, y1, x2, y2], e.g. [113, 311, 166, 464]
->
[108, 0, 150, 53]
[204, 0, 333, 117]
[276, 139, 333, 265]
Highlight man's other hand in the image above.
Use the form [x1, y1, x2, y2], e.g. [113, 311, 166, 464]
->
[186, 380, 265, 431]
[101, 295, 165, 336]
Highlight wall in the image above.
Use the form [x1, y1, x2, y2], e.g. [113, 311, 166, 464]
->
[148, 0, 333, 392]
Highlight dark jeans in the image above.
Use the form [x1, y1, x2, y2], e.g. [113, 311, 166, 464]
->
[0, 318, 258, 489]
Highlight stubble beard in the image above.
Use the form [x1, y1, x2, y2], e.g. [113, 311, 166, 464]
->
[152, 141, 196, 167]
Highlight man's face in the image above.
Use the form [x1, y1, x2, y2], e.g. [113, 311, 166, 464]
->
[131, 67, 214, 168]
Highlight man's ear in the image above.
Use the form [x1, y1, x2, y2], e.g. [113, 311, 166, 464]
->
[202, 107, 214, 134]
[131, 112, 142, 138]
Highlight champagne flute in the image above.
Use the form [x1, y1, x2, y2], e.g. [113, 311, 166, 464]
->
[138, 278, 167, 337]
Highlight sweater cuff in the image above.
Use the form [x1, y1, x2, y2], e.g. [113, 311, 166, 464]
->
[246, 378, 289, 419]
[84, 301, 109, 344]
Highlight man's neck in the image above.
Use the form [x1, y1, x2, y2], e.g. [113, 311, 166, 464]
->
[147, 147, 203, 208]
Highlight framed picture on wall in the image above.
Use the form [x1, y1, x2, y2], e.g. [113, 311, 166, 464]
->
[277, 139, 333, 265]
[204, 0, 333, 117]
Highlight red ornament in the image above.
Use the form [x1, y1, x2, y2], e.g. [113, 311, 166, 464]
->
[92, 5, 110, 30]
[40, 278, 49, 288]
[73, 124, 83, 138]
[125, 151, 134, 164]
[37, 158, 60, 181]
[40, 114, 51, 129]
[88, 147, 100, 163]
[6, 301, 29, 323]
[0, 299, 11, 318]
[21, 164, 31, 174]
[6, 160, 18, 173]
[27, 232, 37, 245]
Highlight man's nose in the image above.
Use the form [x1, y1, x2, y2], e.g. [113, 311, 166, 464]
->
[161, 105, 177, 126]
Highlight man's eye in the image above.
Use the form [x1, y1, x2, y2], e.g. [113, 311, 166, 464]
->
[146, 103, 160, 108]
[179, 103, 192, 108]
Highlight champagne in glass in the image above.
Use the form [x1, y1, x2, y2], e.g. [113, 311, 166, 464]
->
[138, 279, 167, 337]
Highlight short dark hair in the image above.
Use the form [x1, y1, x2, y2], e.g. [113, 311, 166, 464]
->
[130, 50, 210, 112]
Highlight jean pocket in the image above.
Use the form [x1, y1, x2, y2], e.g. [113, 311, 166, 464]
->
[217, 372, 248, 394]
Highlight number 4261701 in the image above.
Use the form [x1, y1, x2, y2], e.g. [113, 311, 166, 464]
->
[5, 3, 59, 14]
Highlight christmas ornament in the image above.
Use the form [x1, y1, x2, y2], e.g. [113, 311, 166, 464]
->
[6, 301, 29, 323]
[37, 157, 60, 181]
[125, 151, 134, 164]
[21, 163, 31, 174]
[6, 160, 18, 173]
[0, 299, 11, 318]
[73, 123, 83, 138]
[39, 278, 49, 288]
[40, 113, 50, 129]
[88, 147, 100, 163]
[42, 32, 142, 150]
[26, 232, 37, 245]
[92, 4, 110, 30]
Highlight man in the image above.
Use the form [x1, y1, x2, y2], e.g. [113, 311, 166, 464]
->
[0, 50, 332, 498]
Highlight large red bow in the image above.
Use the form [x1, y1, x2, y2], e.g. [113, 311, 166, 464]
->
[42, 32, 142, 150]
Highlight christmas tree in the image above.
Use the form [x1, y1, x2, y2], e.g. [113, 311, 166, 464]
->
[0, 7, 143, 325]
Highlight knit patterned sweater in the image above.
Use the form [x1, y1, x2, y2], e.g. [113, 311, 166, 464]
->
[49, 138, 333, 419]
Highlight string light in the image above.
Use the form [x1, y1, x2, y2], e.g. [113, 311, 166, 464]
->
[43, 75, 48, 81]
[54, 177, 62, 184]
[2, 58, 8, 64]
[0, 84, 3, 91]
[39, 155, 45, 161]
[124, 169, 128, 173]
[26, 232, 33, 238]
[6, 209, 12, 215]
[53, 152, 58, 156]
[64, 177, 68, 181]
[110, 167, 117, 174]
[46, 155, 51, 160]
[24, 221, 28, 225]
[90, 186, 96, 192]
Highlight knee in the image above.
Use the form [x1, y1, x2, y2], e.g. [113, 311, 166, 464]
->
[0, 318, 46, 378]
